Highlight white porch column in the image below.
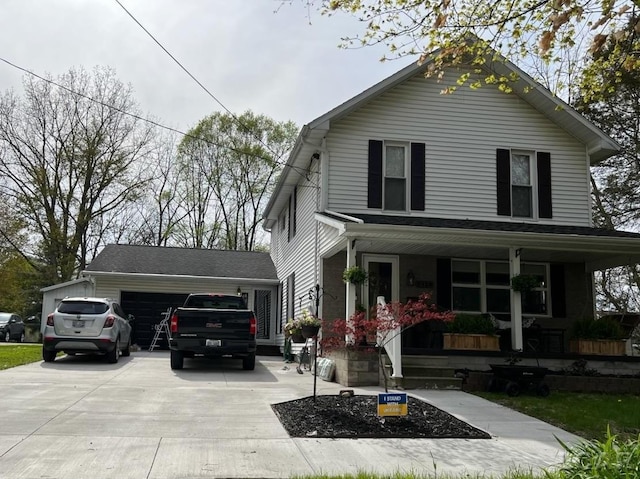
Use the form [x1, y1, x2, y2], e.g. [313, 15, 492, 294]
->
[345, 240, 357, 331]
[509, 247, 523, 351]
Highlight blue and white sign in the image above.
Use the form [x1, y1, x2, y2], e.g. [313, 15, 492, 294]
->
[377, 393, 408, 417]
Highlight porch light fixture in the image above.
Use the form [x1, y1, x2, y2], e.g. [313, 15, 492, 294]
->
[237, 287, 242, 296]
[407, 270, 415, 287]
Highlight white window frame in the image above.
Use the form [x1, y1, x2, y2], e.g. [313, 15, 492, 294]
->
[451, 259, 551, 318]
[383, 141, 409, 212]
[510, 150, 538, 219]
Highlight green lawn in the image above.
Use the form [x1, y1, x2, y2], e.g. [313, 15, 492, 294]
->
[474, 391, 640, 441]
[0, 344, 43, 370]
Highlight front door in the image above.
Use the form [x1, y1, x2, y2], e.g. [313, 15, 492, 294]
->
[362, 255, 399, 315]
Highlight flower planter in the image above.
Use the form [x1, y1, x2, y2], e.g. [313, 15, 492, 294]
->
[443, 333, 500, 351]
[569, 339, 626, 356]
[302, 325, 320, 339]
[289, 332, 305, 343]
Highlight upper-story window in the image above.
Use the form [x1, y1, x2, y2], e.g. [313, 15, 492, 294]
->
[497, 148, 552, 219]
[384, 144, 407, 211]
[511, 152, 533, 217]
[368, 140, 425, 212]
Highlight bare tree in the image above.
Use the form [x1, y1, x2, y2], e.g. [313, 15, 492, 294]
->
[0, 66, 155, 283]
[178, 111, 297, 251]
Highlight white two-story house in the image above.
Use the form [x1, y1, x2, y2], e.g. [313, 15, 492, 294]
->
[262, 47, 640, 380]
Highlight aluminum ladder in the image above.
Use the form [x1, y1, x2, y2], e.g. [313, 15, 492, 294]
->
[149, 307, 172, 351]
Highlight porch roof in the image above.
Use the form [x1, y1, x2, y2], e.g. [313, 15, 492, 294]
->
[316, 212, 640, 271]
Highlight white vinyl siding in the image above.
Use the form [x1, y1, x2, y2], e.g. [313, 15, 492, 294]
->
[269, 159, 322, 340]
[326, 66, 591, 226]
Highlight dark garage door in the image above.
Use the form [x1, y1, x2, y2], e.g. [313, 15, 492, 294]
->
[121, 291, 189, 350]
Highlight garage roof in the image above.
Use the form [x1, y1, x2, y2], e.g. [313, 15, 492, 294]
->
[84, 245, 278, 280]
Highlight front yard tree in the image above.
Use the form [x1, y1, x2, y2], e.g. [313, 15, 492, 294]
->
[578, 20, 640, 312]
[322, 0, 639, 98]
[177, 111, 297, 251]
[0, 66, 155, 284]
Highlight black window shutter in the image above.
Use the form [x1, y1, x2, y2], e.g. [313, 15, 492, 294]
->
[368, 140, 383, 209]
[496, 149, 511, 216]
[537, 152, 553, 218]
[410, 142, 426, 211]
[436, 258, 452, 310]
[550, 264, 566, 318]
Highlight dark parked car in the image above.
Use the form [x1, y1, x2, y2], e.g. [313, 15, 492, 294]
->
[0, 313, 25, 342]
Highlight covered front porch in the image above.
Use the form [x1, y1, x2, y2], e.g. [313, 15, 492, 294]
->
[317, 213, 640, 383]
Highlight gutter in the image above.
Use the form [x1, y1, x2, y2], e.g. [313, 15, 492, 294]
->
[83, 271, 280, 285]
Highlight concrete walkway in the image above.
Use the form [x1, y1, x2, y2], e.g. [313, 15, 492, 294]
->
[0, 351, 581, 478]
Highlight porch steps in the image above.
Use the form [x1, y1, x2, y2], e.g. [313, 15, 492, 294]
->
[383, 355, 464, 390]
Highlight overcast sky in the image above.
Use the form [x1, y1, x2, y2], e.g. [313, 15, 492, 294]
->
[0, 0, 407, 133]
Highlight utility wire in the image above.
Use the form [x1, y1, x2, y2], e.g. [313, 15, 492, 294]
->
[113, 0, 309, 181]
[0, 56, 314, 179]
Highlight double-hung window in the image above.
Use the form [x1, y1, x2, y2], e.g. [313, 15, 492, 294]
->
[368, 140, 426, 211]
[511, 152, 533, 217]
[496, 149, 552, 219]
[384, 144, 407, 211]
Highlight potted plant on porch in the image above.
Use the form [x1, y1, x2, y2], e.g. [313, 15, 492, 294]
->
[569, 317, 626, 356]
[510, 273, 541, 294]
[443, 313, 500, 351]
[342, 265, 368, 285]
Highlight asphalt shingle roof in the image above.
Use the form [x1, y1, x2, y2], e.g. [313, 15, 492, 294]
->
[85, 244, 278, 280]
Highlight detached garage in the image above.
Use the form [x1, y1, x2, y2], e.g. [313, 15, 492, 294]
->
[43, 245, 280, 350]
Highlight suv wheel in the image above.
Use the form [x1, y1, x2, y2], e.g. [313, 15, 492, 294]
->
[4, 331, 10, 342]
[121, 336, 131, 357]
[242, 353, 256, 371]
[106, 341, 119, 364]
[42, 348, 56, 362]
[170, 350, 183, 370]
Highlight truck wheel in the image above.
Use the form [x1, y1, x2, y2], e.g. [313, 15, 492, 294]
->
[242, 353, 256, 371]
[42, 348, 56, 363]
[18, 331, 25, 343]
[106, 342, 119, 364]
[170, 350, 184, 370]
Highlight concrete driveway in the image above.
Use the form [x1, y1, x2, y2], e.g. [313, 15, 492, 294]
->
[0, 351, 580, 478]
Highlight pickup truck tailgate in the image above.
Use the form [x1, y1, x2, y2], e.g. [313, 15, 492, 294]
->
[174, 308, 255, 339]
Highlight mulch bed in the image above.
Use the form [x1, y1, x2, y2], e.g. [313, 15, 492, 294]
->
[271, 394, 492, 439]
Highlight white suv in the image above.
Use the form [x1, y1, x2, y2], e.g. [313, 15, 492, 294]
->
[43, 297, 133, 363]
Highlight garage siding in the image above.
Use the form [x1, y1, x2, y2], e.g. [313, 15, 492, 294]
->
[91, 275, 279, 349]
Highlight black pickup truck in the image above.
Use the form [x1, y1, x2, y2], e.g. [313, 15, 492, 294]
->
[169, 293, 257, 370]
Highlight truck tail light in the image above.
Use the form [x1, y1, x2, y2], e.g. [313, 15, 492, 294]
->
[103, 315, 116, 328]
[249, 315, 257, 336]
[46, 314, 54, 326]
[170, 313, 178, 333]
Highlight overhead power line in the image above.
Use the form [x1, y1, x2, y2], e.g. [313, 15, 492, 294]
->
[112, 0, 309, 181]
[0, 56, 313, 179]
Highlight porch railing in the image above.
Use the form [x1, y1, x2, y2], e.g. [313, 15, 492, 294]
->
[376, 296, 402, 378]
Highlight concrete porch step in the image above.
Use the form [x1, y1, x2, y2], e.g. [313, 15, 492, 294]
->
[389, 375, 464, 390]
[383, 356, 465, 390]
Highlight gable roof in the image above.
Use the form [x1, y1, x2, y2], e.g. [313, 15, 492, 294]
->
[263, 49, 619, 226]
[84, 244, 278, 281]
